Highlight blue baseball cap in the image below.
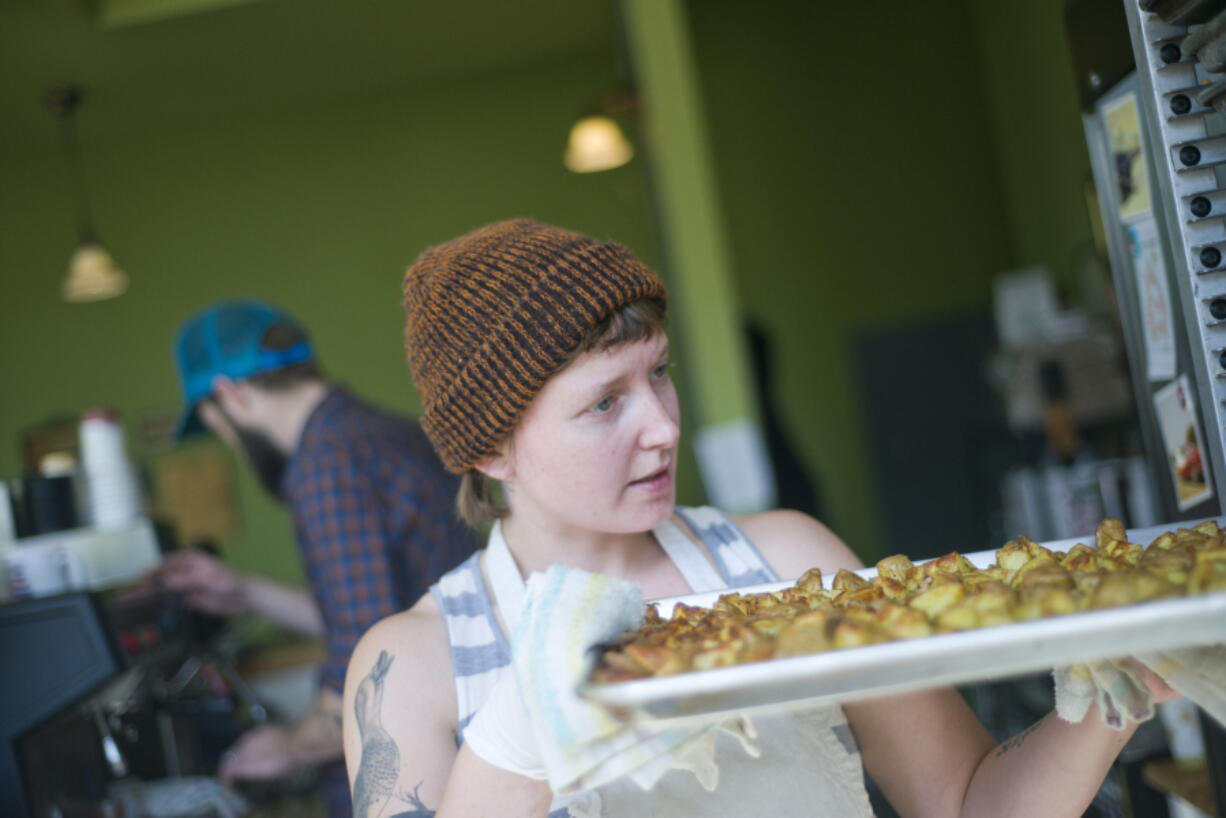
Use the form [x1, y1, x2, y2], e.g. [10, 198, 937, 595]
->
[173, 299, 315, 440]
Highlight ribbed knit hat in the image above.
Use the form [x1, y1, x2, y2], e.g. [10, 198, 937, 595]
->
[403, 218, 668, 473]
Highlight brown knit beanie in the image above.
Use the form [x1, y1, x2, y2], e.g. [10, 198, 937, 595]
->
[403, 218, 668, 473]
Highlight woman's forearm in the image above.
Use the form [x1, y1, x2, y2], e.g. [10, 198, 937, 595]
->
[960, 706, 1137, 818]
[436, 745, 552, 818]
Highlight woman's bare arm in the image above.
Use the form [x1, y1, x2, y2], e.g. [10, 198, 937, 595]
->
[343, 596, 459, 818]
[743, 508, 1150, 818]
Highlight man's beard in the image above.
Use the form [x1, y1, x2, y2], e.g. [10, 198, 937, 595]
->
[213, 404, 288, 501]
[236, 425, 288, 500]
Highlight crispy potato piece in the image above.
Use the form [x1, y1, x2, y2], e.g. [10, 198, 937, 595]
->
[936, 602, 980, 632]
[910, 582, 967, 618]
[775, 611, 832, 656]
[1090, 570, 1177, 609]
[876, 554, 914, 583]
[1191, 549, 1226, 593]
[874, 604, 933, 639]
[832, 569, 870, 591]
[873, 576, 909, 602]
[1149, 531, 1177, 551]
[623, 642, 689, 676]
[1014, 562, 1073, 591]
[1102, 539, 1143, 566]
[927, 552, 977, 576]
[795, 567, 824, 593]
[1193, 520, 1221, 537]
[1096, 518, 1127, 549]
[997, 539, 1033, 572]
[832, 617, 883, 649]
[1061, 544, 1098, 573]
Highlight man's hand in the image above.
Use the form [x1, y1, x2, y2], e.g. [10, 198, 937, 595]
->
[145, 551, 248, 617]
[218, 724, 298, 785]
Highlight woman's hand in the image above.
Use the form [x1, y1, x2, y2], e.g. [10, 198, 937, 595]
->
[1128, 657, 1181, 704]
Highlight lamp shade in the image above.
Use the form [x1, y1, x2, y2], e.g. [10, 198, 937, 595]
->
[62, 242, 128, 302]
[563, 115, 634, 173]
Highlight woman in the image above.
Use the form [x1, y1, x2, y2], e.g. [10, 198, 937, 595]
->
[342, 218, 1168, 818]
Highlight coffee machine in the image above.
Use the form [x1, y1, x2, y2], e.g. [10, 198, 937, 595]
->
[0, 583, 265, 817]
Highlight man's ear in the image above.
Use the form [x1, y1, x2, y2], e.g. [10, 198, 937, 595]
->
[210, 375, 253, 415]
[473, 447, 514, 481]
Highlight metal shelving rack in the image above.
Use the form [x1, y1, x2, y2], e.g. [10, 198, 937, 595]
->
[1124, 0, 1226, 514]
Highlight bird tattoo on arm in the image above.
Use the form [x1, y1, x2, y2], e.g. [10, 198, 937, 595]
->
[352, 650, 410, 818]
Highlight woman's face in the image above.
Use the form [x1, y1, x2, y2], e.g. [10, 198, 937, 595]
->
[495, 332, 680, 535]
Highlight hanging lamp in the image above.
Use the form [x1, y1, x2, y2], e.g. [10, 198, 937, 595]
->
[46, 85, 128, 303]
[563, 89, 637, 174]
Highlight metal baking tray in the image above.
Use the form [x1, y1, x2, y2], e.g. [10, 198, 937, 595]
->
[579, 519, 1226, 724]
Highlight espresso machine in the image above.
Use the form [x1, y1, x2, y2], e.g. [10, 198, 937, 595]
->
[0, 563, 266, 817]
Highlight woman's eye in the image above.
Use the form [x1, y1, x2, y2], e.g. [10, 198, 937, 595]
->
[592, 395, 615, 413]
[651, 362, 673, 379]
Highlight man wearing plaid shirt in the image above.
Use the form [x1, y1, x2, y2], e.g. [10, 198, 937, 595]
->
[150, 299, 477, 817]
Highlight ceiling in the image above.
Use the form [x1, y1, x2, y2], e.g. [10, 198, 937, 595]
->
[0, 0, 621, 147]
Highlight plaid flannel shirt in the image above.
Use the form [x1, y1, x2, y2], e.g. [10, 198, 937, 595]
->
[283, 387, 477, 695]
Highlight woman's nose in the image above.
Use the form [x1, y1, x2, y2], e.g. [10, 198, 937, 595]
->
[639, 392, 680, 450]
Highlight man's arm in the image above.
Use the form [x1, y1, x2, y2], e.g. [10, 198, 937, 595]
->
[139, 550, 324, 637]
[241, 572, 325, 637]
[218, 687, 344, 784]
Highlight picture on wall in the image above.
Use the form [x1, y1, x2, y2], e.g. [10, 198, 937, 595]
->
[1153, 374, 1213, 510]
[1102, 91, 1152, 222]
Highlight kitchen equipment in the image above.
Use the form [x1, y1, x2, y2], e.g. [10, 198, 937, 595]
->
[0, 517, 159, 600]
[0, 586, 258, 817]
[22, 473, 78, 535]
[79, 410, 143, 529]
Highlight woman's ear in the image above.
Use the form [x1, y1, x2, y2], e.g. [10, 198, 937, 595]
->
[474, 446, 514, 481]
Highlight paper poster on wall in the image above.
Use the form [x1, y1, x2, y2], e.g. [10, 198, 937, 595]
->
[1153, 375, 1213, 511]
[1125, 218, 1177, 381]
[1102, 92, 1152, 222]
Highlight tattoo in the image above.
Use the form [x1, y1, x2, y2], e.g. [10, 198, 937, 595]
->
[352, 651, 404, 818]
[387, 782, 435, 817]
[994, 714, 1046, 758]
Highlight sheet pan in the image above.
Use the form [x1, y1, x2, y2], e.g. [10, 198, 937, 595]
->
[578, 519, 1226, 724]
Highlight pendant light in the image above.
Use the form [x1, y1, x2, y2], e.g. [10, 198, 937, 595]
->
[563, 89, 637, 174]
[46, 85, 128, 303]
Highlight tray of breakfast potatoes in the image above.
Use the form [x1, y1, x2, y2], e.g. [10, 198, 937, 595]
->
[579, 518, 1226, 723]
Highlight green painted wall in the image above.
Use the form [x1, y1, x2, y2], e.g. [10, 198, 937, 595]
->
[966, 0, 1100, 298]
[686, 1, 1016, 560]
[1, 1, 1101, 582]
[0, 55, 687, 584]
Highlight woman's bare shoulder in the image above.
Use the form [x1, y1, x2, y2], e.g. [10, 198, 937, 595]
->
[346, 592, 454, 709]
[730, 508, 865, 580]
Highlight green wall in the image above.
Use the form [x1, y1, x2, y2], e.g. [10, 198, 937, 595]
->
[1, 1, 1102, 581]
[0, 55, 681, 583]
[966, 0, 1100, 298]
[687, 1, 1015, 560]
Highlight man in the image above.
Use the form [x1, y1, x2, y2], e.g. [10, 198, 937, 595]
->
[156, 299, 476, 817]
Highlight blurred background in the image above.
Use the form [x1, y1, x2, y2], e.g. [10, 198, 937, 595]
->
[8, 1, 1225, 815]
[0, 0, 1103, 580]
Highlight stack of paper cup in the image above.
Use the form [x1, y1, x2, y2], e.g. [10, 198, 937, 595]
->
[79, 410, 143, 529]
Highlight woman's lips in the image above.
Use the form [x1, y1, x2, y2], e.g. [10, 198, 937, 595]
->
[629, 467, 672, 494]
